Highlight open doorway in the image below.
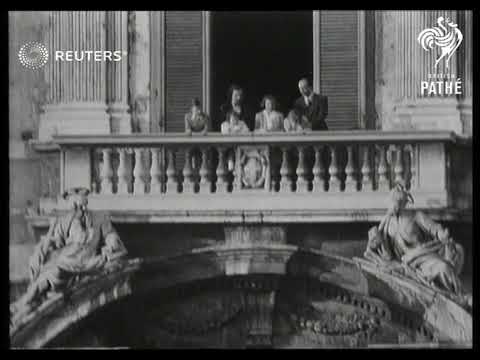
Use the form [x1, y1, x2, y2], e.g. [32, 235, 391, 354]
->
[210, 11, 313, 131]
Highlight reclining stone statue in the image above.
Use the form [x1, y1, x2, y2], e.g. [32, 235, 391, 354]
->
[364, 182, 471, 307]
[11, 187, 128, 315]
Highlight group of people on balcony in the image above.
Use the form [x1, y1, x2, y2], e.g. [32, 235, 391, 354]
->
[185, 78, 328, 134]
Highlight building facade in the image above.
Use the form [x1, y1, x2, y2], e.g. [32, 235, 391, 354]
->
[9, 11, 472, 348]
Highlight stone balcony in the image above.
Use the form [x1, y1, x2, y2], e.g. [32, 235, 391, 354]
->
[30, 130, 472, 225]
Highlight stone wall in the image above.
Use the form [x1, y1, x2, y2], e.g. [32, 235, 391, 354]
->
[9, 12, 56, 282]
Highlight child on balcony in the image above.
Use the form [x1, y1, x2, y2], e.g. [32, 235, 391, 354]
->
[221, 111, 250, 135]
[254, 95, 284, 133]
[284, 108, 312, 133]
[220, 112, 249, 178]
[185, 98, 209, 135]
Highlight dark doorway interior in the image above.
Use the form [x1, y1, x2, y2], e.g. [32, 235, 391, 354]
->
[211, 11, 313, 131]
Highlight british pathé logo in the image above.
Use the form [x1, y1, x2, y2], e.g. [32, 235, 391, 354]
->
[417, 16, 463, 96]
[417, 16, 463, 70]
[18, 42, 49, 70]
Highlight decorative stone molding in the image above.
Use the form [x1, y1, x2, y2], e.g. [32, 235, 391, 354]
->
[235, 146, 270, 191]
[39, 103, 110, 140]
[224, 225, 287, 247]
[289, 305, 380, 337]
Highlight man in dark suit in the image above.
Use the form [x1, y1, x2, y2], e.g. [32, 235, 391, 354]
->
[219, 84, 255, 132]
[293, 78, 328, 130]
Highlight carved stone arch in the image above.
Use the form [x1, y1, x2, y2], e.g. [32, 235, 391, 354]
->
[11, 248, 472, 348]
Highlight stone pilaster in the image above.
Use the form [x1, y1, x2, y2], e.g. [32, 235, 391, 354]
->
[458, 11, 472, 136]
[128, 11, 150, 133]
[149, 11, 166, 133]
[106, 11, 132, 134]
[39, 11, 110, 140]
[377, 11, 471, 135]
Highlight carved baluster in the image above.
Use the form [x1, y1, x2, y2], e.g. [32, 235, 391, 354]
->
[199, 147, 211, 193]
[117, 148, 130, 194]
[344, 145, 357, 192]
[216, 147, 228, 194]
[393, 144, 404, 185]
[133, 148, 146, 194]
[312, 145, 326, 192]
[270, 146, 279, 192]
[407, 144, 417, 190]
[232, 148, 242, 192]
[150, 147, 162, 193]
[296, 146, 308, 192]
[328, 145, 341, 192]
[166, 147, 178, 193]
[182, 147, 195, 194]
[279, 147, 292, 192]
[100, 148, 113, 194]
[377, 145, 390, 191]
[361, 144, 373, 191]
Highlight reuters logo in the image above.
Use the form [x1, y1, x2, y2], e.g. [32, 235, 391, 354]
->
[18, 42, 49, 70]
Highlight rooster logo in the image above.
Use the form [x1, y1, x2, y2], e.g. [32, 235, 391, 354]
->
[417, 16, 463, 70]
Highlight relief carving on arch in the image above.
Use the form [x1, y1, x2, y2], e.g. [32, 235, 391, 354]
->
[154, 290, 245, 336]
[272, 279, 434, 348]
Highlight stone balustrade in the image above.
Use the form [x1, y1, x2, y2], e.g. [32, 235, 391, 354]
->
[33, 130, 469, 223]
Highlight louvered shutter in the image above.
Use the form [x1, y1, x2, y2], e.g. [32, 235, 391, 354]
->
[320, 11, 360, 130]
[165, 11, 203, 133]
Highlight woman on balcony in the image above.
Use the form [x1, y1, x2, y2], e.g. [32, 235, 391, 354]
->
[254, 95, 284, 133]
[185, 98, 209, 134]
[219, 84, 254, 131]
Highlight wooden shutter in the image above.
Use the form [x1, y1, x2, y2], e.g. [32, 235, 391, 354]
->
[320, 11, 360, 130]
[165, 11, 203, 133]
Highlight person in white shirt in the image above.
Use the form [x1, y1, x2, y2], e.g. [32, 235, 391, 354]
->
[254, 95, 284, 133]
